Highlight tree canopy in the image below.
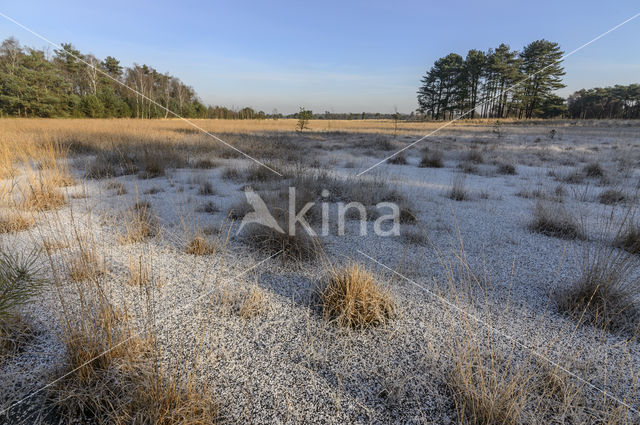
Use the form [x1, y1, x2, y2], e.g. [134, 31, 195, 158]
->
[417, 39, 567, 119]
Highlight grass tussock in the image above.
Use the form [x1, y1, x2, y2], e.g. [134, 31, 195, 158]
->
[185, 236, 216, 255]
[321, 263, 395, 329]
[449, 174, 468, 201]
[0, 213, 34, 234]
[598, 189, 626, 205]
[387, 153, 408, 165]
[419, 149, 443, 168]
[69, 249, 103, 282]
[583, 162, 604, 178]
[120, 201, 159, 244]
[618, 222, 640, 256]
[23, 182, 66, 211]
[126, 255, 151, 286]
[556, 247, 640, 337]
[529, 201, 585, 240]
[243, 223, 323, 262]
[49, 302, 218, 424]
[218, 285, 268, 319]
[496, 162, 517, 175]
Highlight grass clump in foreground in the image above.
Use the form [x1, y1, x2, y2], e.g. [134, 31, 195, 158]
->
[0, 247, 42, 363]
[529, 201, 585, 240]
[321, 263, 395, 329]
[49, 301, 218, 424]
[618, 221, 640, 255]
[556, 246, 640, 337]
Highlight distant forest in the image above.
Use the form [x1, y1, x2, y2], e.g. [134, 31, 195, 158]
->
[0, 36, 638, 120]
[417, 39, 640, 120]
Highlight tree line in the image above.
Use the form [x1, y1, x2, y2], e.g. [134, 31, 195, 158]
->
[0, 37, 272, 119]
[417, 40, 567, 120]
[567, 84, 640, 119]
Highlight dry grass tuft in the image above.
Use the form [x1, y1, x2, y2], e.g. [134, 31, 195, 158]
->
[185, 236, 216, 255]
[449, 174, 468, 201]
[387, 153, 408, 165]
[49, 302, 218, 424]
[529, 201, 585, 240]
[598, 189, 626, 205]
[497, 162, 517, 175]
[23, 183, 66, 211]
[618, 222, 640, 256]
[120, 201, 159, 244]
[583, 162, 604, 178]
[0, 213, 34, 234]
[243, 224, 323, 262]
[219, 285, 268, 319]
[556, 247, 640, 337]
[69, 249, 103, 282]
[321, 263, 395, 329]
[126, 255, 151, 286]
[419, 149, 443, 168]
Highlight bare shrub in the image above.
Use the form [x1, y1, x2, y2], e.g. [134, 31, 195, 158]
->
[321, 263, 395, 329]
[529, 201, 585, 240]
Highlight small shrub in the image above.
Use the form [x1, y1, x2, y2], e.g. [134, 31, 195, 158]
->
[598, 189, 625, 205]
[583, 162, 603, 178]
[419, 149, 443, 168]
[562, 170, 585, 185]
[0, 213, 34, 234]
[321, 263, 395, 329]
[449, 174, 468, 201]
[185, 236, 216, 255]
[529, 201, 584, 240]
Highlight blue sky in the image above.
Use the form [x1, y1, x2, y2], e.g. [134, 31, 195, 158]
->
[1, 1, 639, 114]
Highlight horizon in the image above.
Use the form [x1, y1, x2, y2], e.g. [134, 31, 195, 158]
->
[1, 1, 639, 115]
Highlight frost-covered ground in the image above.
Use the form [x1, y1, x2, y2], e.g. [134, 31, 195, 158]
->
[1, 121, 640, 423]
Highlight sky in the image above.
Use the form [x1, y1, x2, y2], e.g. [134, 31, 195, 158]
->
[0, 1, 639, 114]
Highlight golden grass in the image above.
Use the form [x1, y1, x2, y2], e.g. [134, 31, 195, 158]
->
[120, 201, 159, 244]
[0, 213, 34, 234]
[185, 236, 216, 256]
[321, 263, 395, 329]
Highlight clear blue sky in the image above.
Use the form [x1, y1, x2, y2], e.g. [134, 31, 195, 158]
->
[1, 1, 639, 114]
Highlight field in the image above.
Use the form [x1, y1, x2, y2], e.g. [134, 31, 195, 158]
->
[0, 117, 639, 424]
